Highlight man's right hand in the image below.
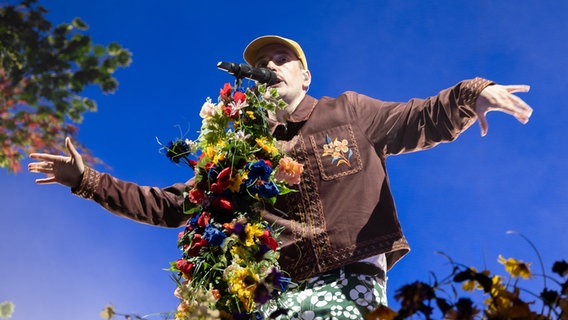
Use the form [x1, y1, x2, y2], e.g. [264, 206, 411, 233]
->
[28, 137, 85, 188]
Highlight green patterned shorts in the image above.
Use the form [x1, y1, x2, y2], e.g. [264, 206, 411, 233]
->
[262, 269, 387, 319]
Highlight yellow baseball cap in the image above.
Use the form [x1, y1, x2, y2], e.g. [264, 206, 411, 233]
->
[243, 35, 308, 69]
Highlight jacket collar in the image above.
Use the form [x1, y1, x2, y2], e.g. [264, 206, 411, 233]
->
[269, 95, 318, 136]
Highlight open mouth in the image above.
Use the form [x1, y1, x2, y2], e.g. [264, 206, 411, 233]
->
[270, 77, 283, 87]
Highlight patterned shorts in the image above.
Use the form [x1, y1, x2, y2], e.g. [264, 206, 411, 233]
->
[261, 269, 388, 320]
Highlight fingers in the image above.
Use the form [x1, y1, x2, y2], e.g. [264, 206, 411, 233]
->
[478, 114, 489, 137]
[501, 93, 532, 124]
[28, 161, 55, 174]
[65, 137, 81, 160]
[29, 152, 64, 162]
[489, 85, 533, 124]
[504, 84, 530, 94]
[35, 176, 57, 184]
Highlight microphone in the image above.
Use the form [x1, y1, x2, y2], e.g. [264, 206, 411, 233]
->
[217, 61, 279, 85]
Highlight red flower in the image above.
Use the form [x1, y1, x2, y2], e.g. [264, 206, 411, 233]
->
[204, 161, 215, 171]
[197, 211, 210, 227]
[233, 91, 246, 103]
[212, 196, 234, 212]
[211, 167, 232, 194]
[220, 83, 232, 99]
[175, 259, 194, 279]
[186, 233, 208, 256]
[263, 159, 272, 168]
[260, 229, 278, 251]
[222, 104, 241, 119]
[188, 188, 205, 204]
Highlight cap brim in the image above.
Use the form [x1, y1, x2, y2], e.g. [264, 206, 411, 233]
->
[243, 35, 307, 69]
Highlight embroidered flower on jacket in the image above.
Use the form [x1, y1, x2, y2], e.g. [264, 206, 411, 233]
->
[322, 135, 353, 167]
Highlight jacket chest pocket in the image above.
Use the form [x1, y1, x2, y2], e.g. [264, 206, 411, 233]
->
[309, 124, 363, 181]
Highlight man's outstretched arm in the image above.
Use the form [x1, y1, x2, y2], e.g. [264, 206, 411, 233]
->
[28, 138, 189, 228]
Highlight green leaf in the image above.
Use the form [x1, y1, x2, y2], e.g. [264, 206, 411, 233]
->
[53, 23, 72, 36]
[107, 42, 121, 56]
[93, 44, 105, 57]
[116, 49, 132, 67]
[83, 97, 97, 111]
[71, 17, 88, 30]
[101, 77, 118, 92]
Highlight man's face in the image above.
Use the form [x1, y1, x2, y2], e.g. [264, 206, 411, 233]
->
[254, 44, 311, 105]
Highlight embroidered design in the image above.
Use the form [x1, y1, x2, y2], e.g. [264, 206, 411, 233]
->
[321, 135, 353, 167]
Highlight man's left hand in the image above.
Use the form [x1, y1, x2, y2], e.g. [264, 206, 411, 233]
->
[475, 84, 533, 136]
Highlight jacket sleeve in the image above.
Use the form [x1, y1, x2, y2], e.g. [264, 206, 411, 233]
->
[72, 166, 190, 228]
[350, 77, 494, 156]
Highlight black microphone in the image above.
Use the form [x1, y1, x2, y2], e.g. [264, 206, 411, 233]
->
[217, 61, 279, 85]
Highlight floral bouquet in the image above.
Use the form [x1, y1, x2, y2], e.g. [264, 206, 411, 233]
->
[163, 82, 303, 319]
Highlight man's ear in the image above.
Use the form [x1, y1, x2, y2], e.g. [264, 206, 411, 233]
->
[302, 70, 311, 89]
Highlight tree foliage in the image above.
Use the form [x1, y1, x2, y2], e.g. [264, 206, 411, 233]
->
[0, 0, 131, 172]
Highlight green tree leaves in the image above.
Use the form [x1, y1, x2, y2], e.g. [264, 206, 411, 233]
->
[0, 0, 132, 172]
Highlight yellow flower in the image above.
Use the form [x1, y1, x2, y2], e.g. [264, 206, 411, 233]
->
[461, 268, 491, 292]
[205, 146, 216, 159]
[244, 223, 264, 247]
[246, 111, 256, 119]
[230, 244, 246, 263]
[228, 172, 246, 193]
[498, 255, 532, 279]
[99, 304, 115, 320]
[484, 275, 508, 307]
[256, 137, 279, 156]
[490, 274, 504, 295]
[227, 266, 258, 312]
[213, 152, 226, 164]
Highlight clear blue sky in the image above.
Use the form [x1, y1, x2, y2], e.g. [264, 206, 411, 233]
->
[2, 0, 567, 319]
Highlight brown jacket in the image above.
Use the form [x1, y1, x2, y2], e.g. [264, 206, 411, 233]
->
[73, 78, 493, 281]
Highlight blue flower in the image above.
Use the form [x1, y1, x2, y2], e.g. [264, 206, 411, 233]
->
[203, 224, 226, 247]
[189, 213, 200, 230]
[265, 267, 291, 292]
[258, 181, 279, 198]
[246, 160, 272, 181]
[247, 181, 280, 199]
[165, 139, 189, 164]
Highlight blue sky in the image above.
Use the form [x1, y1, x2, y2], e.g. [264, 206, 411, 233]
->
[1, 0, 567, 319]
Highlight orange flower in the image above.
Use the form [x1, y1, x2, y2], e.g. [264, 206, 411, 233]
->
[274, 156, 304, 185]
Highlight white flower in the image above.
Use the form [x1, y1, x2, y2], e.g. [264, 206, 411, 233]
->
[199, 98, 218, 118]
[184, 138, 199, 153]
[226, 100, 249, 117]
[233, 130, 250, 141]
